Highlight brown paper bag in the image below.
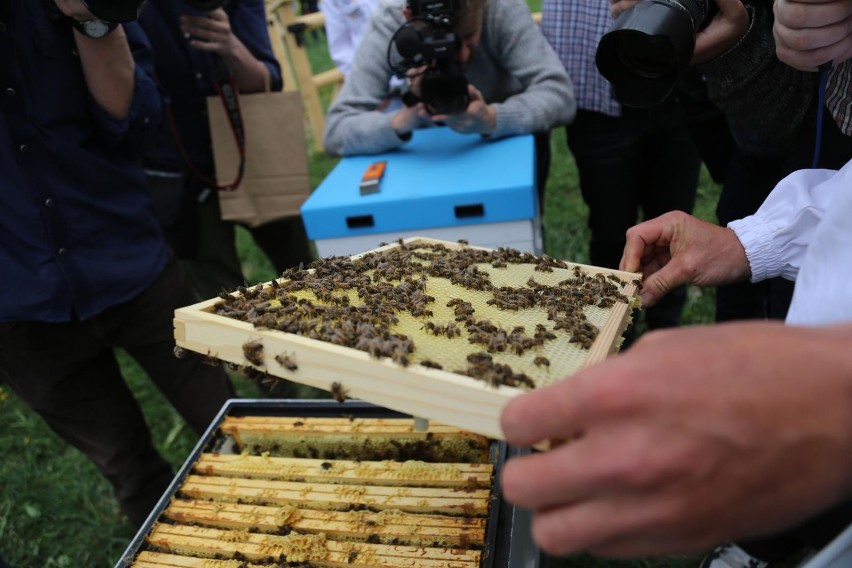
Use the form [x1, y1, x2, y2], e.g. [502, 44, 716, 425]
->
[207, 90, 311, 228]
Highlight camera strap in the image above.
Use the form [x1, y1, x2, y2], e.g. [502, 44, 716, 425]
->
[167, 55, 246, 192]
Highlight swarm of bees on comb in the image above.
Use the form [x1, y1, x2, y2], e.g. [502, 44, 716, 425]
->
[211, 240, 637, 393]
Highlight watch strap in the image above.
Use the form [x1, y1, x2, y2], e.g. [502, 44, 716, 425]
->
[69, 18, 118, 39]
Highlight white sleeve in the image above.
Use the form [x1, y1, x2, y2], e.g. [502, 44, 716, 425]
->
[321, 0, 354, 73]
[728, 165, 847, 282]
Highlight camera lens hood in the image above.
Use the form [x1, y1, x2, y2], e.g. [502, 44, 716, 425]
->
[82, 0, 147, 22]
[595, 0, 698, 107]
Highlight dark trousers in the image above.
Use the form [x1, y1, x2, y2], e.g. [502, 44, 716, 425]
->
[741, 500, 852, 562]
[149, 169, 314, 301]
[715, 149, 794, 322]
[534, 129, 552, 214]
[714, 103, 852, 324]
[0, 256, 234, 527]
[566, 105, 701, 329]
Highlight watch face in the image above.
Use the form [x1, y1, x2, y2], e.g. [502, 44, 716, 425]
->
[82, 19, 111, 38]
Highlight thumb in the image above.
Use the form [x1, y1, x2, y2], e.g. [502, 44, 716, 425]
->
[639, 265, 681, 307]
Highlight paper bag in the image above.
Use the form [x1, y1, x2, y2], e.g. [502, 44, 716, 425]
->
[207, 90, 311, 228]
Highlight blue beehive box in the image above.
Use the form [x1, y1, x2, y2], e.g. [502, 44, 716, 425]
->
[301, 127, 542, 257]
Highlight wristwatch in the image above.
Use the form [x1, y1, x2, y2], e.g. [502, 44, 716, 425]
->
[70, 18, 118, 39]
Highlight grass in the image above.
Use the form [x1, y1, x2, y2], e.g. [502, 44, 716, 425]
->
[0, 131, 722, 568]
[0, 7, 727, 566]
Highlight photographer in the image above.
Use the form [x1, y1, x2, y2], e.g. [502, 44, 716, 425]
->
[139, 0, 314, 301]
[0, 0, 234, 527]
[322, 0, 576, 209]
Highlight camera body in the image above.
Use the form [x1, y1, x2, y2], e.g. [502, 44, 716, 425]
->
[43, 0, 226, 23]
[185, 0, 228, 12]
[389, 0, 470, 115]
[79, 0, 148, 22]
[595, 0, 717, 107]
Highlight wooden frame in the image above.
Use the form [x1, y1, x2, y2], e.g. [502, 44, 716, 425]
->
[174, 238, 640, 439]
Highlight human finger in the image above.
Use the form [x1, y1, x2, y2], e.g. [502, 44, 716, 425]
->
[500, 375, 592, 447]
[54, 0, 96, 20]
[610, 0, 641, 19]
[530, 495, 721, 557]
[692, 0, 750, 64]
[620, 218, 668, 273]
[774, 0, 852, 29]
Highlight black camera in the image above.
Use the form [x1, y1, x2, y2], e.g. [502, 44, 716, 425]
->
[80, 0, 148, 22]
[184, 0, 228, 11]
[388, 0, 470, 115]
[595, 0, 717, 107]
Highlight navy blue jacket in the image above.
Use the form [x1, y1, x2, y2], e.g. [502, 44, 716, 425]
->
[0, 2, 167, 322]
[139, 0, 283, 174]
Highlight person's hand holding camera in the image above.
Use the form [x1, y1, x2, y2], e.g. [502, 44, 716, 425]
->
[53, 0, 98, 21]
[774, 0, 852, 70]
[609, 0, 640, 19]
[182, 8, 270, 93]
[430, 84, 496, 135]
[391, 101, 432, 138]
[181, 9, 240, 57]
[691, 0, 750, 64]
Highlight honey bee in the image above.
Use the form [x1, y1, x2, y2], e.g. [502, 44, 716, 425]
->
[201, 349, 220, 367]
[275, 353, 298, 372]
[242, 340, 264, 366]
[533, 356, 550, 368]
[420, 360, 443, 370]
[321, 461, 332, 470]
[457, 239, 469, 246]
[330, 381, 349, 403]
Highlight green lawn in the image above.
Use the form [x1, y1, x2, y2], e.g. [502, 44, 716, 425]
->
[0, 8, 726, 567]
[0, 131, 721, 568]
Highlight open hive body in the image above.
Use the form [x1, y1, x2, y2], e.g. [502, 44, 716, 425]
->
[174, 238, 641, 439]
[124, 410, 503, 568]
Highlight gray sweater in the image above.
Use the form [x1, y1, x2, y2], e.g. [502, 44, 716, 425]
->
[322, 0, 576, 156]
[697, 1, 817, 155]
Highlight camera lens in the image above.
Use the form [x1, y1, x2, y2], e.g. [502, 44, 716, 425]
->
[595, 0, 709, 107]
[184, 0, 228, 11]
[616, 31, 677, 79]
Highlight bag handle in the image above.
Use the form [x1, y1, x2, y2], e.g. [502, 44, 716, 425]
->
[167, 55, 247, 192]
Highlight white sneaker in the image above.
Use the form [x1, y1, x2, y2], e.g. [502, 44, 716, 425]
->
[699, 543, 770, 568]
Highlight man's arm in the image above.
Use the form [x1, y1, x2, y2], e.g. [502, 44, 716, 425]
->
[54, 0, 136, 119]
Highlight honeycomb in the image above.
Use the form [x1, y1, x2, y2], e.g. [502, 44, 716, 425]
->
[211, 239, 638, 391]
[126, 416, 498, 568]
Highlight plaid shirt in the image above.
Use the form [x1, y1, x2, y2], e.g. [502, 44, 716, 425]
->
[541, 0, 621, 117]
[826, 59, 852, 136]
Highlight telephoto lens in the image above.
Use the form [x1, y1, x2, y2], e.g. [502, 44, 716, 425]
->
[595, 0, 716, 107]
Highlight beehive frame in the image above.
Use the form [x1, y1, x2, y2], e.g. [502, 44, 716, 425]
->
[115, 400, 523, 568]
[174, 238, 640, 439]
